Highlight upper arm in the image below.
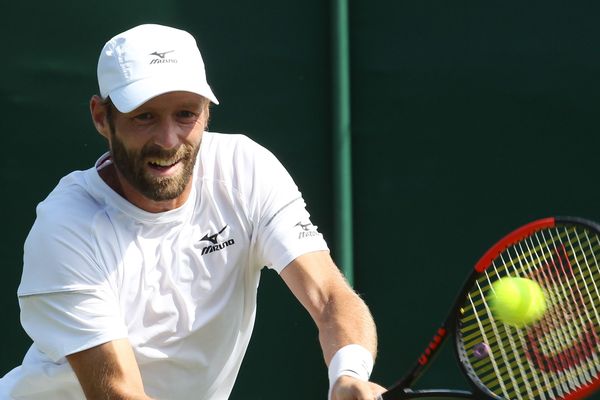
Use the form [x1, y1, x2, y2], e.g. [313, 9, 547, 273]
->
[67, 338, 151, 400]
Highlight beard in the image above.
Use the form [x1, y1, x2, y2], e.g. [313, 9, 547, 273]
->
[109, 132, 200, 202]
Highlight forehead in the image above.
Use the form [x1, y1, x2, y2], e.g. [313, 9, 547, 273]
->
[131, 91, 208, 112]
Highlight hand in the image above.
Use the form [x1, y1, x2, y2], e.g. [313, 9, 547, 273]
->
[330, 375, 387, 400]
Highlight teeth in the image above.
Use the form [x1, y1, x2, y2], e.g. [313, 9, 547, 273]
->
[148, 158, 178, 167]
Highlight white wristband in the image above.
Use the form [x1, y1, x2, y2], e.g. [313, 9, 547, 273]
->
[327, 344, 374, 397]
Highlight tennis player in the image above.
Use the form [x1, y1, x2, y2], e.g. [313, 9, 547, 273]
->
[0, 24, 385, 400]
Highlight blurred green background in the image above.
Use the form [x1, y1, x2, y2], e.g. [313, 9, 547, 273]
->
[2, 0, 600, 398]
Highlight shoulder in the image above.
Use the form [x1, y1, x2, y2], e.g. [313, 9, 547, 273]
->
[199, 132, 285, 183]
[201, 131, 271, 160]
[19, 170, 116, 295]
[198, 132, 300, 220]
[35, 170, 110, 231]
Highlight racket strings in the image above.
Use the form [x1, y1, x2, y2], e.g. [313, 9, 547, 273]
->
[459, 224, 600, 400]
[526, 232, 592, 394]
[473, 267, 537, 400]
[472, 249, 554, 399]
[558, 229, 600, 368]
[525, 227, 598, 393]
[502, 245, 551, 399]
[568, 230, 600, 342]
[520, 229, 599, 393]
[518, 238, 572, 396]
[468, 283, 513, 397]
[559, 229, 600, 377]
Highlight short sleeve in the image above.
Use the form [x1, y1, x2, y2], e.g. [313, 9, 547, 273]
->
[17, 191, 128, 362]
[19, 289, 128, 361]
[246, 141, 329, 272]
[257, 198, 329, 273]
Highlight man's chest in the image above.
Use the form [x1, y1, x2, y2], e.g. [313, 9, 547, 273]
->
[113, 204, 254, 324]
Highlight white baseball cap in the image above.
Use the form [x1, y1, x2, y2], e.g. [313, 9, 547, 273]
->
[97, 24, 219, 113]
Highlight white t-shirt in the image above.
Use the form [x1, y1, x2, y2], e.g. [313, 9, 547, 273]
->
[0, 132, 329, 399]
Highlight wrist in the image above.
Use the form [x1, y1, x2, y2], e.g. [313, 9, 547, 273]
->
[327, 344, 374, 391]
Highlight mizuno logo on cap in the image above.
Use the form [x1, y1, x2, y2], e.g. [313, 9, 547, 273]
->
[150, 50, 174, 59]
[149, 50, 178, 64]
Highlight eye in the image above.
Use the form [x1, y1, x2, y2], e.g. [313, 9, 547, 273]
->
[133, 112, 153, 122]
[177, 110, 199, 121]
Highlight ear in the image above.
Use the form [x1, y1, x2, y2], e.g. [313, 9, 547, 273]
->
[90, 95, 112, 139]
[200, 99, 211, 130]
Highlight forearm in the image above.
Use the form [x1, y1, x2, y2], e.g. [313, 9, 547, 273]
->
[281, 252, 384, 399]
[318, 286, 378, 365]
[317, 281, 381, 399]
[67, 339, 154, 400]
[279, 252, 378, 364]
[82, 384, 155, 400]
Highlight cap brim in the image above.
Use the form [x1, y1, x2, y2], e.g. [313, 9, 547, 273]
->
[108, 75, 219, 113]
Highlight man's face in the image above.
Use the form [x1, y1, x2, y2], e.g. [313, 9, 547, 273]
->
[106, 92, 209, 202]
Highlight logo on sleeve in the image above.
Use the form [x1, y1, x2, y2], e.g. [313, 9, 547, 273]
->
[295, 221, 321, 239]
[196, 225, 236, 255]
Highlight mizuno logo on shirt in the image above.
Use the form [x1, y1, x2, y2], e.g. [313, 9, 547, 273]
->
[200, 225, 228, 244]
[198, 225, 236, 255]
[295, 221, 321, 239]
[201, 239, 235, 255]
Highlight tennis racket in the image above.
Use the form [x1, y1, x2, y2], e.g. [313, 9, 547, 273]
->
[380, 216, 600, 400]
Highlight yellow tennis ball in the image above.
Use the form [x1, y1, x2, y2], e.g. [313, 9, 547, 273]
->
[490, 277, 547, 327]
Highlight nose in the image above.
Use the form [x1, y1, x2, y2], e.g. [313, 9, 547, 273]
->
[153, 118, 181, 149]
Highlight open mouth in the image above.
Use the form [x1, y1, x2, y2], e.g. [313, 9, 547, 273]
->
[147, 157, 182, 172]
